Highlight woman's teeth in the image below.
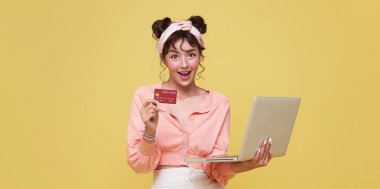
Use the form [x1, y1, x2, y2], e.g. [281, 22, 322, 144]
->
[178, 71, 191, 76]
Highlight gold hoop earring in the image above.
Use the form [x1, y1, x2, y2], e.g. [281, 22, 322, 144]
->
[196, 63, 205, 80]
[159, 62, 167, 81]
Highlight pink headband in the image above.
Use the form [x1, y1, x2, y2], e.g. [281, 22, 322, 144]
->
[157, 20, 204, 56]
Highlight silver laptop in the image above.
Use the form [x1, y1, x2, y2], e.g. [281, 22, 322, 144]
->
[184, 97, 301, 163]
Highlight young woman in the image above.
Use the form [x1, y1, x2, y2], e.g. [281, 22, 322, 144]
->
[127, 16, 272, 189]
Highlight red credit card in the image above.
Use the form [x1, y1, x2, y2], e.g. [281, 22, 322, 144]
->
[154, 89, 177, 104]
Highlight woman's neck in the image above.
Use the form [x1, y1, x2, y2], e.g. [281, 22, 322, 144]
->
[162, 80, 201, 99]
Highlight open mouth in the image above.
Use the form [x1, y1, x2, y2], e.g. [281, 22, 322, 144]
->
[178, 71, 191, 80]
[178, 71, 191, 76]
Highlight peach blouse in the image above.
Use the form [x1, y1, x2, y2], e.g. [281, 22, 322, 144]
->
[127, 83, 236, 185]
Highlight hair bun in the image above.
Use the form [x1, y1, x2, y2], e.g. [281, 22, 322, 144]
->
[152, 17, 172, 40]
[188, 16, 207, 34]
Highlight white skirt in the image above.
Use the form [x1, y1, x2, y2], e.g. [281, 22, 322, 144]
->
[151, 167, 225, 189]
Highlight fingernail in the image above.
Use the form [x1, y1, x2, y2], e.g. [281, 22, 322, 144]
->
[268, 137, 272, 144]
[257, 148, 261, 153]
[155, 100, 160, 104]
[263, 139, 267, 145]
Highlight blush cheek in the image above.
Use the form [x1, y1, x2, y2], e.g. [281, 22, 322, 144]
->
[189, 60, 200, 70]
[165, 62, 179, 76]
[191, 66, 199, 76]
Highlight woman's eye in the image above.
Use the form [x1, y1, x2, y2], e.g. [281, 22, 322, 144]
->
[188, 53, 196, 58]
[171, 55, 178, 59]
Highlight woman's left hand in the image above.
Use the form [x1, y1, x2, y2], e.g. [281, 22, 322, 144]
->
[231, 138, 273, 173]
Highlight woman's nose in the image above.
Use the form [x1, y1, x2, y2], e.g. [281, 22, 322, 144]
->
[180, 56, 189, 68]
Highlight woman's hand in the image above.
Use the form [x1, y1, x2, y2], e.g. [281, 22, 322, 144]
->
[231, 138, 273, 173]
[140, 99, 160, 135]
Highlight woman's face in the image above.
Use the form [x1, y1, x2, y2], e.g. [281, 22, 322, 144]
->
[163, 39, 201, 88]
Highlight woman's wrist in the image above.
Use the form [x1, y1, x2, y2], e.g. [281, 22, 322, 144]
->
[230, 162, 241, 173]
[142, 136, 155, 143]
[143, 126, 156, 143]
[144, 125, 156, 136]
[231, 161, 252, 173]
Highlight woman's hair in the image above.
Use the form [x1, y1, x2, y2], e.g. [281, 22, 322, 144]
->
[152, 16, 207, 80]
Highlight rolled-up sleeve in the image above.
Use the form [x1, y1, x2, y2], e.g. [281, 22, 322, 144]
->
[202, 102, 236, 185]
[126, 89, 161, 173]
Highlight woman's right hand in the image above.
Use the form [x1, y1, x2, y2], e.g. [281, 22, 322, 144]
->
[140, 99, 160, 135]
[231, 138, 272, 173]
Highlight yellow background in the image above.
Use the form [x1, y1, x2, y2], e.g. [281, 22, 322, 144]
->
[1, 0, 379, 188]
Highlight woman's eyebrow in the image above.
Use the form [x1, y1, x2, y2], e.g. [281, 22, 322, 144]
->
[168, 48, 196, 53]
[168, 49, 179, 53]
[184, 49, 197, 52]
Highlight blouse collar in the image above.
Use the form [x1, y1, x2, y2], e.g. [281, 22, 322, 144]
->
[155, 83, 212, 115]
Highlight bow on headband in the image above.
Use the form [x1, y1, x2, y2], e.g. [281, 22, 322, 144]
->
[157, 20, 204, 56]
